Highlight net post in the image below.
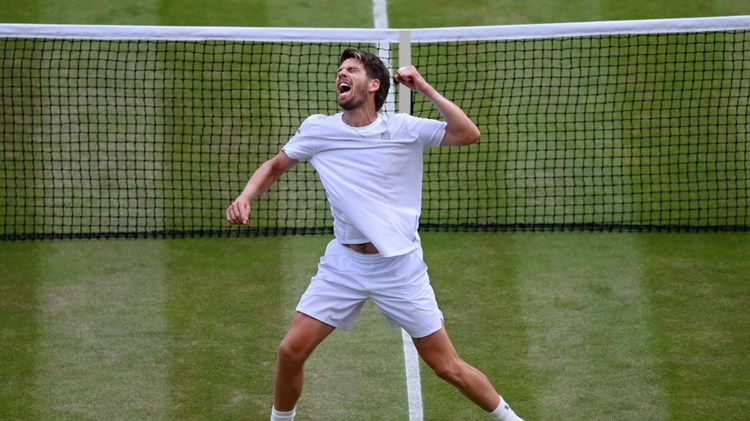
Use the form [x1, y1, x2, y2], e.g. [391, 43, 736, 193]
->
[398, 29, 412, 114]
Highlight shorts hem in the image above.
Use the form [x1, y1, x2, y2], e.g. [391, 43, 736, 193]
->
[295, 308, 352, 331]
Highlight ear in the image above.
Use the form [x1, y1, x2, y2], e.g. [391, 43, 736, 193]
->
[368, 78, 380, 94]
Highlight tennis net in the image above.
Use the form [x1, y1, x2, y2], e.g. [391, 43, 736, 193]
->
[1, 17, 748, 239]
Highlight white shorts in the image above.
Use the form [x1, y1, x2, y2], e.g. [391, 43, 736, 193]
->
[296, 239, 444, 339]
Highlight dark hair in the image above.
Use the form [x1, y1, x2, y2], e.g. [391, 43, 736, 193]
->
[339, 48, 390, 111]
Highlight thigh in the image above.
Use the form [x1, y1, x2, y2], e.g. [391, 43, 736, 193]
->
[280, 312, 336, 358]
[411, 325, 460, 369]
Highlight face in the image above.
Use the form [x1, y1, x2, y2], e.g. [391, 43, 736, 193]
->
[336, 58, 377, 110]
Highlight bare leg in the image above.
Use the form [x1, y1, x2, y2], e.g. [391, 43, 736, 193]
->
[273, 312, 335, 411]
[412, 325, 501, 412]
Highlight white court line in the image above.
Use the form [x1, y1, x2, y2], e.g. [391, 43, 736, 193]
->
[401, 328, 424, 420]
[373, 0, 396, 115]
[372, 1, 424, 420]
[372, 0, 389, 28]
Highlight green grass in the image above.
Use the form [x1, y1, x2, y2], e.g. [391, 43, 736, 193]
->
[3, 0, 374, 27]
[2, 1, 750, 420]
[1, 233, 748, 419]
[5, 0, 750, 26]
[391, 0, 750, 27]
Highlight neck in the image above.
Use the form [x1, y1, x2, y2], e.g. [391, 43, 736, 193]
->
[342, 107, 378, 127]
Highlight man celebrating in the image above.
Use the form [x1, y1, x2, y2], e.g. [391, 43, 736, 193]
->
[226, 48, 523, 421]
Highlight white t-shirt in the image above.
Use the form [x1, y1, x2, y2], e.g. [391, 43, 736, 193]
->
[282, 112, 447, 257]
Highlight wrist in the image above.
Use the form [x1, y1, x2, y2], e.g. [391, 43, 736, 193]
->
[419, 84, 438, 98]
[237, 193, 253, 204]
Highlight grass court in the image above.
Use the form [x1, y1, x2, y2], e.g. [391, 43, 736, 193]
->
[1, 1, 749, 419]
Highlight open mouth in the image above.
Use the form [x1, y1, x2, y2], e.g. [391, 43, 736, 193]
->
[338, 82, 352, 97]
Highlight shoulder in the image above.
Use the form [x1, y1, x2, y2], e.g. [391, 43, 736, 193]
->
[383, 112, 444, 133]
[384, 112, 437, 126]
[295, 113, 341, 135]
[383, 112, 416, 123]
[298, 113, 329, 129]
[302, 113, 339, 126]
[382, 113, 446, 146]
[285, 114, 342, 160]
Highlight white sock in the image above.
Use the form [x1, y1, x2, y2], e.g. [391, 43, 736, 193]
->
[270, 406, 296, 421]
[488, 396, 524, 421]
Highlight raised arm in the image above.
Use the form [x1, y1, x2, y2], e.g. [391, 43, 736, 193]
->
[394, 65, 481, 146]
[226, 150, 298, 225]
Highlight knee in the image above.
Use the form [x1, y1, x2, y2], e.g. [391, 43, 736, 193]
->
[277, 339, 308, 368]
[429, 359, 465, 385]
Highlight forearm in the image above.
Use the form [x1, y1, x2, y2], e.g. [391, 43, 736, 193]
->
[236, 151, 297, 202]
[423, 86, 479, 136]
[418, 87, 479, 146]
[237, 160, 284, 203]
[227, 151, 297, 225]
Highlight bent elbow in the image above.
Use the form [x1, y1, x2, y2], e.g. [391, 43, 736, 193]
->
[442, 124, 481, 146]
[459, 126, 480, 146]
[467, 126, 481, 144]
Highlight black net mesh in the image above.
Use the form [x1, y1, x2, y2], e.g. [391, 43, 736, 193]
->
[1, 30, 748, 240]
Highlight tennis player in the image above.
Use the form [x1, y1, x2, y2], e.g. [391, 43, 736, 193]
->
[226, 48, 523, 421]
